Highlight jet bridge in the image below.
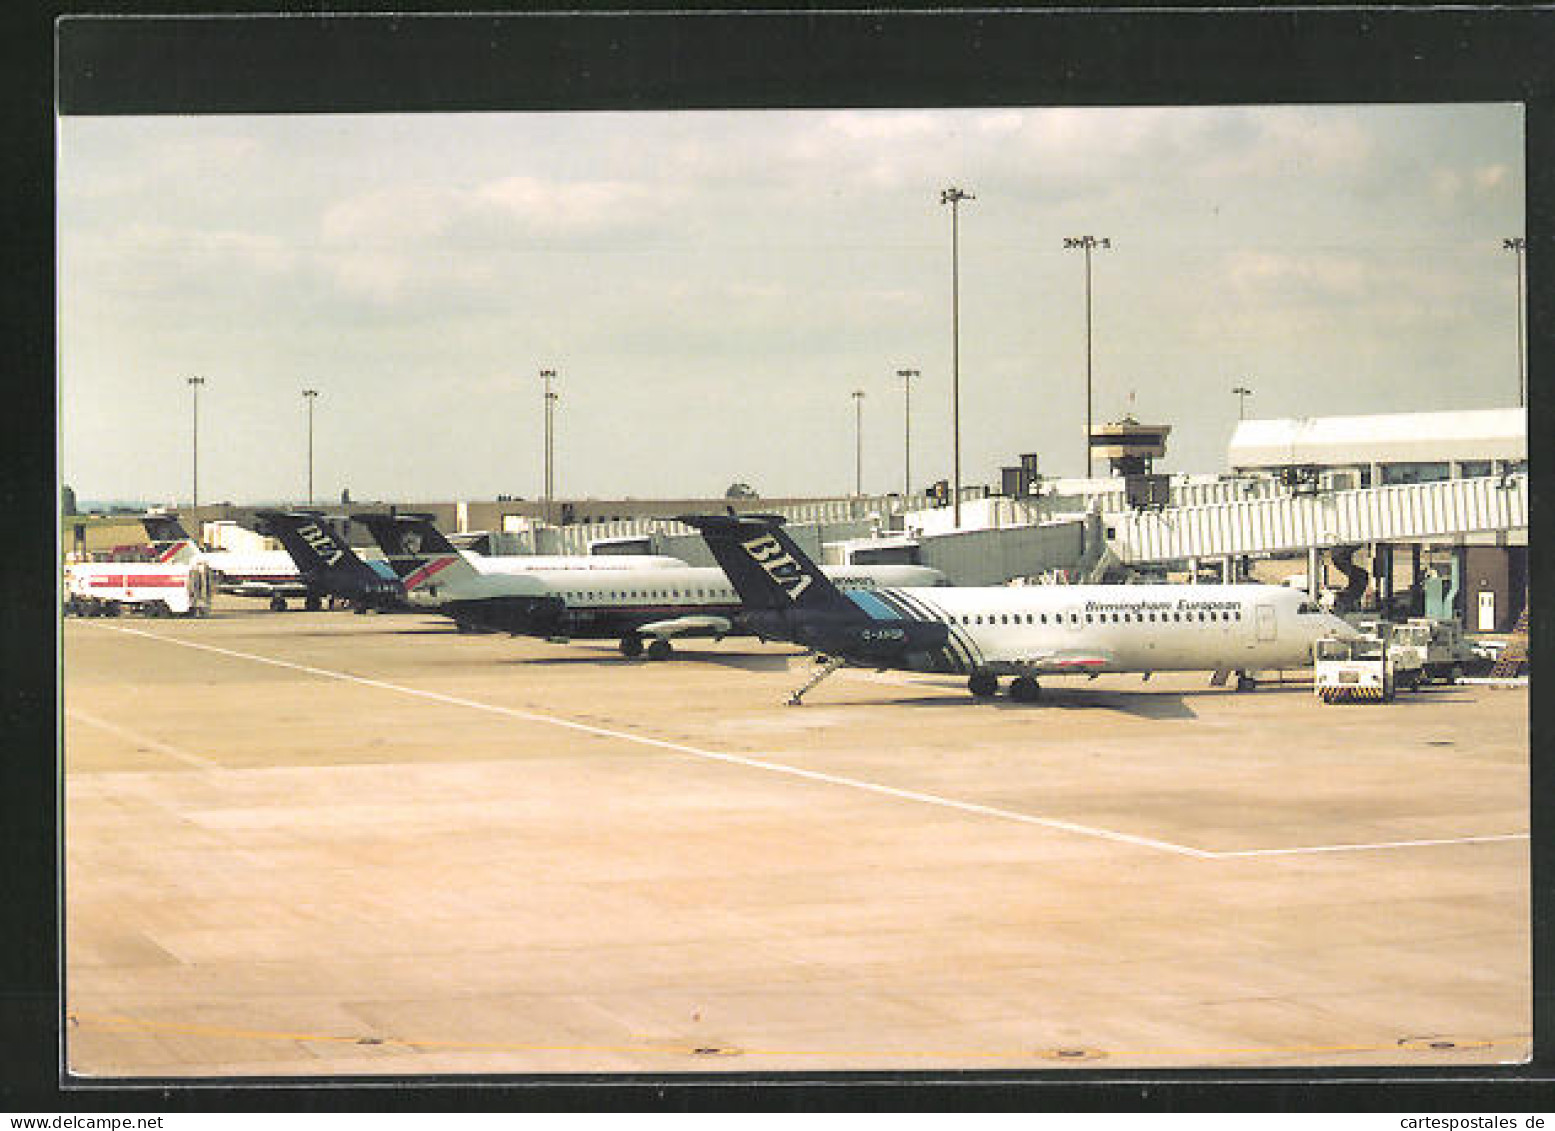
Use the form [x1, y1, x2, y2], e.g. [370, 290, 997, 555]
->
[1102, 473, 1526, 565]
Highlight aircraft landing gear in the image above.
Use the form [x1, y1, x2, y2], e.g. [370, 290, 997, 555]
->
[619, 635, 644, 658]
[788, 655, 845, 706]
[646, 639, 673, 661]
[1008, 675, 1042, 703]
[968, 670, 1000, 699]
[269, 596, 288, 612]
[1235, 671, 1257, 692]
[304, 594, 323, 612]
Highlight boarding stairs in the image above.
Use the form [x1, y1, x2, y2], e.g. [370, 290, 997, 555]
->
[1489, 601, 1529, 678]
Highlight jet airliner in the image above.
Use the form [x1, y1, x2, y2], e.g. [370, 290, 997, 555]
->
[682, 513, 1358, 704]
[362, 512, 949, 657]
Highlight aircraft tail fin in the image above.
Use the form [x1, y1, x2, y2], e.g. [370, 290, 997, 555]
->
[142, 513, 198, 562]
[678, 513, 864, 617]
[355, 512, 479, 596]
[255, 511, 393, 599]
[141, 513, 191, 543]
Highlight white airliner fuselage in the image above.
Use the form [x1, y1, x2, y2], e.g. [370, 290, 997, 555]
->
[842, 582, 1353, 677]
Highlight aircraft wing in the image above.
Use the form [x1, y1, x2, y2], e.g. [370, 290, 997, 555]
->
[219, 578, 312, 599]
[635, 615, 734, 640]
[989, 649, 1118, 674]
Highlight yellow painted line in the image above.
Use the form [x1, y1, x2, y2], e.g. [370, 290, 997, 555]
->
[68, 1012, 1526, 1064]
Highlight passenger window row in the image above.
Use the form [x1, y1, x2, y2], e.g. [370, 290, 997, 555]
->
[573, 587, 735, 602]
[952, 609, 1245, 626]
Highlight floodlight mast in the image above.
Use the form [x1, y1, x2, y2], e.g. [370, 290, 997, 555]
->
[187, 376, 206, 516]
[1504, 237, 1526, 407]
[941, 187, 974, 527]
[302, 388, 319, 504]
[1064, 235, 1111, 478]
[896, 367, 920, 497]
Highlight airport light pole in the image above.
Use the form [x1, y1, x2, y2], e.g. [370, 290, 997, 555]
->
[941, 186, 974, 527]
[1504, 237, 1526, 407]
[1232, 384, 1252, 421]
[302, 388, 319, 504]
[1064, 235, 1110, 478]
[540, 367, 558, 526]
[852, 389, 866, 497]
[896, 367, 919, 497]
[186, 376, 205, 516]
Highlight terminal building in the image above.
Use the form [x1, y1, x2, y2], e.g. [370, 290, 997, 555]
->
[1221, 408, 1527, 631]
[1227, 407, 1525, 489]
[100, 408, 1525, 636]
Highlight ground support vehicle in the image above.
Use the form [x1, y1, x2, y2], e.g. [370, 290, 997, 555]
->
[1314, 631, 1395, 703]
[64, 561, 213, 618]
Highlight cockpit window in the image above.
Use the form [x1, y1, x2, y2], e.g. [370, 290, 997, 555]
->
[1297, 601, 1322, 614]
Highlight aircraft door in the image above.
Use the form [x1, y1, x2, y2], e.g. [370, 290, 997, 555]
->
[1256, 603, 1277, 642]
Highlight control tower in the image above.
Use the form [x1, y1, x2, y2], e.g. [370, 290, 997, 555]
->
[1091, 416, 1172, 508]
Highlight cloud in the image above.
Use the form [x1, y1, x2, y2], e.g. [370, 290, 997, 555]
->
[475, 175, 664, 233]
[1475, 163, 1509, 191]
[1226, 250, 1368, 299]
[320, 185, 458, 245]
[821, 110, 944, 142]
[313, 173, 681, 302]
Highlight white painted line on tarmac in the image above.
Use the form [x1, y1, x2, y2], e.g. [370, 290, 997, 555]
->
[65, 707, 221, 770]
[82, 623, 1214, 858]
[1212, 832, 1529, 858]
[78, 623, 1531, 861]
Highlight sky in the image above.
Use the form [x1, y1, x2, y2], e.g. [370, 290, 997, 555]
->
[57, 104, 1525, 506]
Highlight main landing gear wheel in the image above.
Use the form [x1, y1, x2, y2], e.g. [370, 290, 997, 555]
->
[1008, 676, 1042, 703]
[646, 639, 673, 661]
[619, 635, 645, 658]
[968, 670, 1000, 698]
[1235, 672, 1257, 692]
[269, 596, 288, 612]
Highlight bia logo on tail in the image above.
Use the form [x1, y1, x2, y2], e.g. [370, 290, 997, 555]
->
[741, 534, 813, 600]
[297, 522, 345, 567]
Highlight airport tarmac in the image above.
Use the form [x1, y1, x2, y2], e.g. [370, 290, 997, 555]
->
[63, 599, 1530, 1078]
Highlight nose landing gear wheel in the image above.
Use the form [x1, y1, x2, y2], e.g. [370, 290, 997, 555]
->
[646, 639, 673, 661]
[619, 635, 644, 658]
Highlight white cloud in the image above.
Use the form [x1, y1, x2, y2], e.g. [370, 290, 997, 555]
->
[475, 175, 664, 233]
[822, 110, 944, 141]
[320, 186, 459, 245]
[58, 106, 1526, 500]
[1225, 250, 1368, 299]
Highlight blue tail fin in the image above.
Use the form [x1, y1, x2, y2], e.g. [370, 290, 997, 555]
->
[678, 513, 866, 618]
[256, 511, 401, 606]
